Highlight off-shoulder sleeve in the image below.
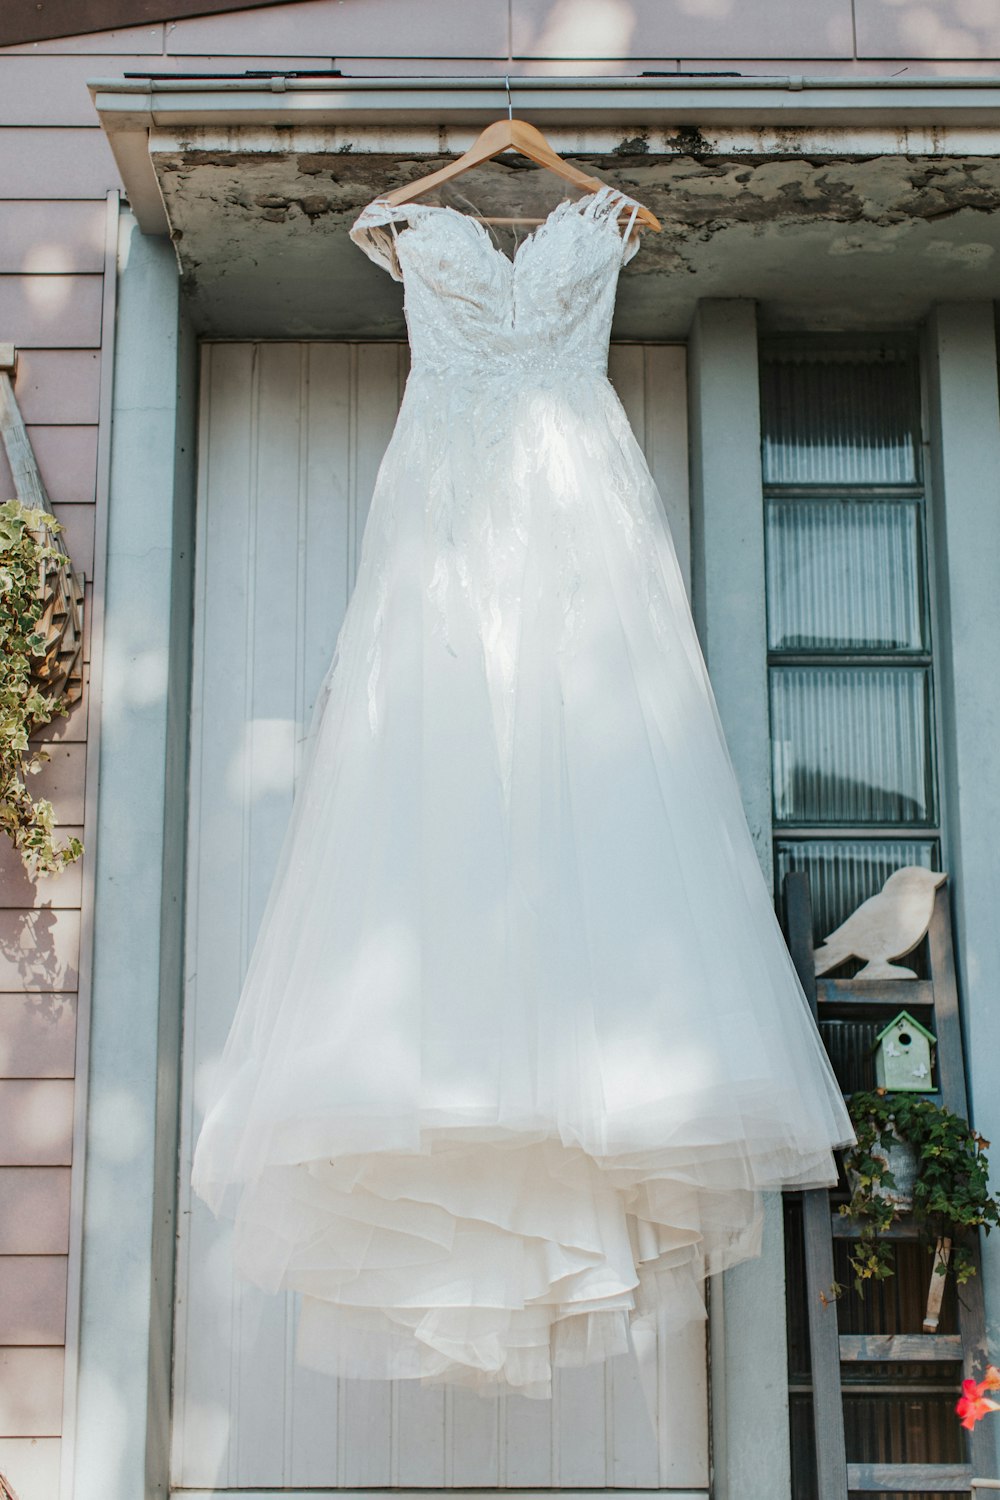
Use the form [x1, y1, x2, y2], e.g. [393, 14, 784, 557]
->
[583, 184, 645, 265]
[620, 209, 642, 266]
[349, 199, 418, 282]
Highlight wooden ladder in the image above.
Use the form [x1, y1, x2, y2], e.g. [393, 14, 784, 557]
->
[784, 870, 993, 1497]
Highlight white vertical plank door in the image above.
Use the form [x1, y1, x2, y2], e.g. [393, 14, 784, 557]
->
[172, 341, 707, 1497]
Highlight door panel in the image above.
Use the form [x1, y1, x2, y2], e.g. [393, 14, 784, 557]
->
[172, 341, 704, 1493]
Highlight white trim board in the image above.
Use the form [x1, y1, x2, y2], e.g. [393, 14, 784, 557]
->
[172, 1492, 711, 1498]
[88, 73, 1000, 235]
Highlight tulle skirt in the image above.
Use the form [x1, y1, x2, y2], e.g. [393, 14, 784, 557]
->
[191, 363, 854, 1398]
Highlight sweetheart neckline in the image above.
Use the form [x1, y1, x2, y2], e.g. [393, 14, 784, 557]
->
[435, 185, 616, 269]
[377, 183, 629, 271]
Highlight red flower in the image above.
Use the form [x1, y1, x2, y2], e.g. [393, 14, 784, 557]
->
[956, 1372, 1000, 1430]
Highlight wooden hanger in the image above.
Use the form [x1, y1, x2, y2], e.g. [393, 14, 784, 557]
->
[380, 116, 661, 232]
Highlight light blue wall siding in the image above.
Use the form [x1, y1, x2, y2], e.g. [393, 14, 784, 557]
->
[926, 305, 1000, 1477]
[73, 215, 196, 1500]
[688, 299, 792, 1500]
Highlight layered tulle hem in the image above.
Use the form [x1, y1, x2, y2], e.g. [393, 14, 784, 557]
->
[197, 1126, 840, 1398]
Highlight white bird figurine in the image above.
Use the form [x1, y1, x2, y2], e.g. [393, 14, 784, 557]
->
[813, 866, 947, 979]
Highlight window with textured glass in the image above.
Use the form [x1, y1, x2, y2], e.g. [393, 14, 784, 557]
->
[760, 336, 940, 944]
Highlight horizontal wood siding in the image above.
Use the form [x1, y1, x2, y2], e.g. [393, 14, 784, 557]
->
[0, 276, 103, 348]
[0, 203, 107, 270]
[0, 426, 98, 505]
[167, 0, 509, 54]
[0, 1081, 75, 1164]
[0, 994, 77, 1071]
[0, 61, 110, 1489]
[9, 350, 102, 424]
[0, 0, 991, 72]
[0, 1348, 64, 1435]
[0, 130, 120, 199]
[0, 1169, 71, 1254]
[0, 24, 166, 54]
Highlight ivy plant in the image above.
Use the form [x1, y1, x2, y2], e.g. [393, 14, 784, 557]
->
[842, 1088, 1000, 1296]
[0, 499, 83, 877]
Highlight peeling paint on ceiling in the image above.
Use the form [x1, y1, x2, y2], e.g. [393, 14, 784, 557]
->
[152, 145, 1000, 338]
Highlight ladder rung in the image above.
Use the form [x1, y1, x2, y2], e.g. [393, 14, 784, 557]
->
[847, 1462, 972, 1492]
[840, 1333, 963, 1362]
[818, 978, 936, 1006]
[832, 1218, 921, 1239]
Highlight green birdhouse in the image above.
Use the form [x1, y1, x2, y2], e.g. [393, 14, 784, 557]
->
[873, 1010, 936, 1092]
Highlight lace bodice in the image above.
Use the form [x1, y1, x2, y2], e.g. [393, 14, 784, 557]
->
[350, 184, 642, 380]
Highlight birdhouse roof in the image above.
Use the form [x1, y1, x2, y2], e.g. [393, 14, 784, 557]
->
[875, 1009, 937, 1045]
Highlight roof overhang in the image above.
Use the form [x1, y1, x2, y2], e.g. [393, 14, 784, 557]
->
[90, 73, 1000, 338]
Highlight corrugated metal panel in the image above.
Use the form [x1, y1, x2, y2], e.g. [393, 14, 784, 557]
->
[173, 339, 703, 1492]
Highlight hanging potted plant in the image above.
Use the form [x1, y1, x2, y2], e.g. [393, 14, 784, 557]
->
[0, 499, 83, 877]
[841, 1089, 1000, 1298]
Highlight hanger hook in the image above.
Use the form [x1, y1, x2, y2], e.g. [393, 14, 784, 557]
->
[505, 73, 513, 122]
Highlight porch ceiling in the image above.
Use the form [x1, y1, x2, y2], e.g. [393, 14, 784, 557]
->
[91, 76, 1000, 338]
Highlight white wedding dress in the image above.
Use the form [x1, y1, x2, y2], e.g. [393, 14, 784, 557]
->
[192, 182, 854, 1398]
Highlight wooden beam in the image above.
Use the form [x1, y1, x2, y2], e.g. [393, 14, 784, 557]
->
[839, 1333, 962, 1362]
[929, 884, 969, 1116]
[0, 0, 306, 48]
[847, 1462, 972, 1492]
[832, 1218, 921, 1240]
[802, 1189, 849, 1494]
[784, 871, 849, 1500]
[0, 348, 48, 507]
[818, 978, 936, 1007]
